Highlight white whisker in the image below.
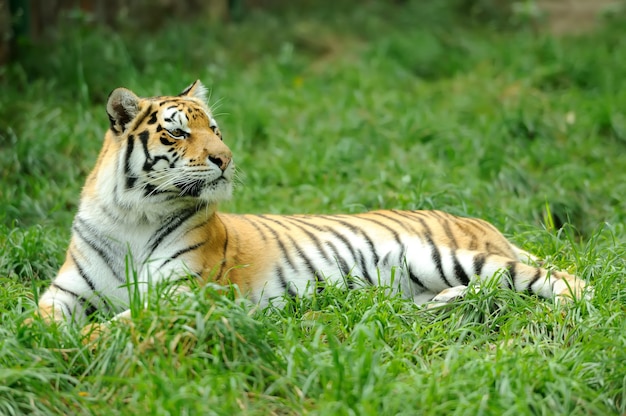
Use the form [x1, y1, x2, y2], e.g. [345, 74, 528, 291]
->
[211, 111, 230, 119]
[208, 96, 225, 111]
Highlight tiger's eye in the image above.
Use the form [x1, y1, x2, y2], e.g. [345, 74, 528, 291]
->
[168, 128, 187, 138]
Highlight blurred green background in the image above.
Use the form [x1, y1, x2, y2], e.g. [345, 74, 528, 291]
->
[1, 0, 626, 279]
[1, 3, 626, 414]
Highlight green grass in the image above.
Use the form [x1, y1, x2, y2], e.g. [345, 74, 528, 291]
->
[1, 2, 626, 414]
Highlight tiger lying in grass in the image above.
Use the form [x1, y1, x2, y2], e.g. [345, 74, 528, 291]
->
[36, 81, 588, 326]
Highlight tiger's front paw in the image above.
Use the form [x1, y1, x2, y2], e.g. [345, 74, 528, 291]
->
[427, 285, 472, 309]
[81, 309, 135, 349]
[81, 322, 110, 347]
[26, 303, 67, 325]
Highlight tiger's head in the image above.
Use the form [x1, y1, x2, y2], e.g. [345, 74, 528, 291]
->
[100, 81, 234, 211]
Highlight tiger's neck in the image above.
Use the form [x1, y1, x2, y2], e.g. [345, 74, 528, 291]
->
[81, 142, 214, 226]
[75, 181, 221, 273]
[71, 184, 224, 297]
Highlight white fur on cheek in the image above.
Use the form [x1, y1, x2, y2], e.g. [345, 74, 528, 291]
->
[199, 161, 235, 204]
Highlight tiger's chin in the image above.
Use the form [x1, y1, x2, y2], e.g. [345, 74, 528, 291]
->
[196, 177, 233, 205]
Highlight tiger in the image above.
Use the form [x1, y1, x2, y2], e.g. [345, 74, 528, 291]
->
[35, 80, 589, 327]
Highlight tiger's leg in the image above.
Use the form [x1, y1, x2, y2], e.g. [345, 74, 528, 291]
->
[80, 284, 192, 345]
[81, 309, 134, 345]
[102, 281, 192, 323]
[429, 250, 586, 306]
[430, 285, 470, 305]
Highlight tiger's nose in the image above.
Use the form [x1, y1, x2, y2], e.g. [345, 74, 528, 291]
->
[208, 154, 231, 171]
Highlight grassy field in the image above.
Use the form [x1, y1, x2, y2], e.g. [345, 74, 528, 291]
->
[1, 2, 626, 414]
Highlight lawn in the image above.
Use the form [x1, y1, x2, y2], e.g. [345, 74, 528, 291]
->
[1, 2, 625, 415]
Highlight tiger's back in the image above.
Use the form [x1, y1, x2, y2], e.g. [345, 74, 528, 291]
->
[213, 210, 520, 304]
[36, 82, 588, 325]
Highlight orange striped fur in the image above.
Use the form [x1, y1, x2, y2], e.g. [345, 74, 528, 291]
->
[36, 81, 588, 326]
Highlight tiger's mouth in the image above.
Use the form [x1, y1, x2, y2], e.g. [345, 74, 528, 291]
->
[177, 180, 205, 197]
[175, 177, 229, 198]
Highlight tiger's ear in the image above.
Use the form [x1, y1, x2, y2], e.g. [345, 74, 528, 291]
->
[106, 87, 140, 135]
[179, 80, 208, 102]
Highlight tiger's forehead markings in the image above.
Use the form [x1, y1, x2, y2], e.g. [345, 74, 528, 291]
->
[146, 97, 216, 131]
[162, 106, 190, 132]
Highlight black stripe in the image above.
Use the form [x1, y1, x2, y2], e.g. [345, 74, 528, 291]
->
[160, 241, 206, 269]
[129, 104, 153, 131]
[258, 215, 328, 283]
[125, 134, 137, 189]
[147, 111, 158, 125]
[318, 215, 380, 266]
[527, 267, 542, 294]
[70, 251, 113, 313]
[100, 204, 124, 224]
[327, 240, 350, 278]
[252, 218, 300, 273]
[287, 234, 324, 285]
[370, 211, 420, 235]
[258, 215, 291, 231]
[285, 216, 352, 279]
[356, 249, 374, 285]
[287, 217, 359, 268]
[50, 282, 100, 319]
[240, 215, 269, 243]
[157, 99, 180, 106]
[59, 299, 72, 319]
[186, 216, 213, 234]
[484, 241, 511, 258]
[254, 217, 324, 286]
[462, 218, 491, 239]
[440, 220, 459, 249]
[399, 243, 427, 290]
[143, 150, 171, 173]
[464, 220, 513, 256]
[317, 215, 384, 285]
[216, 216, 229, 279]
[328, 231, 369, 283]
[473, 253, 487, 276]
[355, 216, 403, 245]
[453, 251, 470, 285]
[448, 216, 481, 244]
[392, 210, 434, 233]
[505, 261, 517, 289]
[407, 265, 427, 290]
[380, 251, 393, 267]
[73, 217, 124, 283]
[50, 282, 82, 303]
[377, 211, 457, 286]
[425, 210, 449, 223]
[84, 303, 98, 318]
[138, 130, 153, 171]
[411, 215, 453, 287]
[425, 235, 452, 286]
[147, 208, 197, 255]
[392, 209, 423, 219]
[276, 267, 298, 297]
[457, 221, 480, 250]
[160, 136, 175, 146]
[70, 251, 96, 293]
